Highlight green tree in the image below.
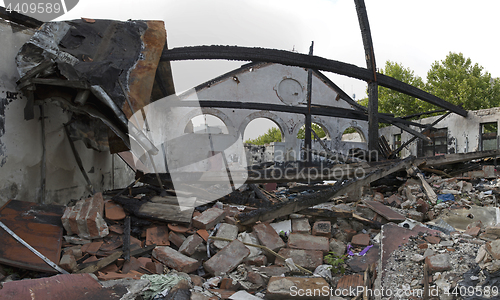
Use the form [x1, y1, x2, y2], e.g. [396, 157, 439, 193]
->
[245, 127, 281, 145]
[297, 123, 327, 139]
[360, 61, 430, 117]
[426, 52, 500, 110]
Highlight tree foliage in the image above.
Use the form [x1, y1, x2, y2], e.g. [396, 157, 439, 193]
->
[297, 123, 327, 139]
[244, 127, 281, 145]
[426, 52, 500, 110]
[359, 53, 500, 119]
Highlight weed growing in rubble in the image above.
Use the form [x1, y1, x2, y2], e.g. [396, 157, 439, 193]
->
[324, 252, 347, 274]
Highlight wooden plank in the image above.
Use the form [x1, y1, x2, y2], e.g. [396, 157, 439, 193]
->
[363, 200, 406, 222]
[138, 202, 194, 223]
[417, 172, 438, 204]
[77, 251, 123, 274]
[0, 200, 64, 273]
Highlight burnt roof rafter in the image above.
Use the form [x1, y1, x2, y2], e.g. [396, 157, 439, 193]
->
[161, 45, 467, 117]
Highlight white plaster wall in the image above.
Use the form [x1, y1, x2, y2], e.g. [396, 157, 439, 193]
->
[0, 20, 134, 206]
[160, 63, 368, 165]
[379, 108, 500, 157]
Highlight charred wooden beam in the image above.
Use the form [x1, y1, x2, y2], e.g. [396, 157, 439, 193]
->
[355, 0, 379, 152]
[161, 45, 468, 117]
[0, 6, 43, 28]
[390, 112, 451, 158]
[179, 100, 368, 121]
[400, 109, 447, 120]
[236, 157, 415, 225]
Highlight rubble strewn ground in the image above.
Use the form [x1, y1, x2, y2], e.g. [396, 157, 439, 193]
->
[1, 162, 500, 300]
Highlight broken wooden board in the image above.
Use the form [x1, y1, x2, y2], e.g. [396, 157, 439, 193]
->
[0, 273, 128, 300]
[416, 172, 438, 204]
[0, 200, 64, 273]
[138, 196, 194, 224]
[112, 195, 194, 224]
[416, 149, 500, 167]
[363, 200, 406, 222]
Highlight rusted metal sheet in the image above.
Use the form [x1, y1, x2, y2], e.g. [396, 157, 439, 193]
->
[0, 200, 64, 273]
[0, 273, 127, 300]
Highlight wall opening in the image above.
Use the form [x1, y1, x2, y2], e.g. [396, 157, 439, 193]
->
[243, 118, 283, 145]
[341, 127, 366, 142]
[418, 127, 448, 157]
[297, 123, 330, 140]
[185, 114, 228, 134]
[481, 122, 498, 151]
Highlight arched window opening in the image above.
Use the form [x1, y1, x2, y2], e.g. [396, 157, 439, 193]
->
[243, 118, 283, 145]
[342, 127, 366, 142]
[296, 123, 330, 140]
[184, 114, 228, 134]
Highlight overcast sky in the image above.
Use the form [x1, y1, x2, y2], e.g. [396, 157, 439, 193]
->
[5, 0, 499, 139]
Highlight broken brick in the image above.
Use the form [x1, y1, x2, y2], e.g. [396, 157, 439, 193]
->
[287, 233, 329, 254]
[253, 222, 285, 253]
[291, 218, 311, 234]
[266, 276, 329, 300]
[425, 253, 452, 272]
[146, 226, 170, 246]
[486, 239, 500, 260]
[275, 248, 323, 271]
[386, 194, 402, 207]
[104, 201, 126, 220]
[203, 239, 250, 275]
[213, 223, 238, 249]
[192, 207, 225, 229]
[245, 254, 268, 266]
[179, 234, 204, 256]
[59, 252, 77, 273]
[464, 226, 481, 237]
[152, 246, 201, 273]
[169, 231, 185, 248]
[351, 233, 370, 246]
[312, 221, 331, 238]
[425, 235, 441, 244]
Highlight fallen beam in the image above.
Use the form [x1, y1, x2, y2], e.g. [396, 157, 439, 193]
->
[237, 156, 415, 225]
[161, 45, 468, 117]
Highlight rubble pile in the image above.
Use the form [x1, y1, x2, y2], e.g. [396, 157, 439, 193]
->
[1, 162, 500, 299]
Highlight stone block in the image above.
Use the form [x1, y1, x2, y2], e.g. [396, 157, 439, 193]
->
[204, 239, 250, 275]
[214, 223, 238, 249]
[266, 276, 329, 299]
[291, 218, 311, 234]
[179, 234, 204, 256]
[192, 207, 225, 229]
[152, 246, 200, 273]
[334, 228, 356, 244]
[312, 221, 331, 238]
[287, 233, 329, 254]
[425, 253, 452, 272]
[253, 222, 285, 252]
[351, 233, 370, 246]
[329, 238, 347, 255]
[275, 248, 323, 271]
